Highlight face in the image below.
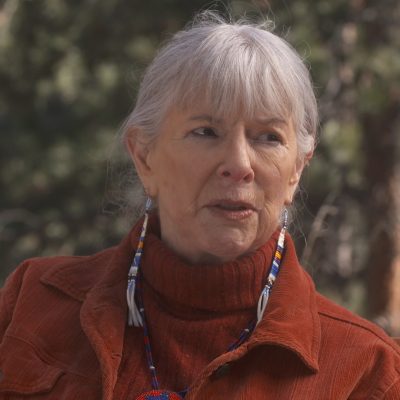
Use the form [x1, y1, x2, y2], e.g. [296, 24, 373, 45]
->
[128, 106, 305, 264]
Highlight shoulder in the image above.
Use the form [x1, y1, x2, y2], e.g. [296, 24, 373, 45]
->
[0, 243, 128, 348]
[0, 246, 119, 335]
[316, 292, 400, 399]
[316, 292, 399, 352]
[4, 246, 118, 299]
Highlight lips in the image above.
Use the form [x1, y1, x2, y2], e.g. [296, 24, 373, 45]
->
[207, 200, 257, 220]
[216, 204, 248, 211]
[210, 200, 256, 211]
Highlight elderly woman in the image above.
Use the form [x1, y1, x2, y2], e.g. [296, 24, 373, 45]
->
[1, 12, 399, 400]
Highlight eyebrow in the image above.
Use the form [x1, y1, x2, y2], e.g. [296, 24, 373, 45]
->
[189, 114, 288, 128]
[255, 117, 288, 126]
[189, 115, 222, 123]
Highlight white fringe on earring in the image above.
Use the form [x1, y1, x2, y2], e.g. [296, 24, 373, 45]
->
[127, 198, 152, 327]
[257, 284, 271, 325]
[127, 268, 143, 327]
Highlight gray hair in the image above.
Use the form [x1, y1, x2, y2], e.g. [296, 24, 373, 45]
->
[119, 11, 318, 219]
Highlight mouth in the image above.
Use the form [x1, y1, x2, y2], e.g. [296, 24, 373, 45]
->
[211, 201, 255, 211]
[207, 200, 257, 220]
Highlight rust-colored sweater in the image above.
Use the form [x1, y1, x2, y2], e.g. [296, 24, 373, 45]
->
[1, 216, 400, 399]
[114, 217, 280, 397]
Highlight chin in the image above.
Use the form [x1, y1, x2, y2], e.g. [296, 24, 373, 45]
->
[206, 237, 257, 263]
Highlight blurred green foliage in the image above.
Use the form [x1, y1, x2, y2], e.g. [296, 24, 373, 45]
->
[0, 0, 211, 272]
[1, 0, 399, 323]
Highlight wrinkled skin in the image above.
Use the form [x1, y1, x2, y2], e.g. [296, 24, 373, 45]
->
[127, 106, 305, 264]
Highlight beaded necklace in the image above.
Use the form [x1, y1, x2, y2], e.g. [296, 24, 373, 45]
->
[127, 199, 288, 400]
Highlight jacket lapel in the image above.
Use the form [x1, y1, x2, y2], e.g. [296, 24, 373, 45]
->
[41, 227, 140, 400]
[249, 234, 321, 372]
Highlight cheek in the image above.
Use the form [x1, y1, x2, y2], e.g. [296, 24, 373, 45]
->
[159, 159, 178, 192]
[258, 158, 295, 210]
[154, 148, 199, 208]
[259, 160, 284, 196]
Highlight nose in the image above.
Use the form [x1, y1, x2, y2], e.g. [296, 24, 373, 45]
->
[217, 133, 255, 183]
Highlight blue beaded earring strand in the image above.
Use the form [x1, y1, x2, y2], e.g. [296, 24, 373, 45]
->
[256, 208, 288, 325]
[127, 197, 152, 327]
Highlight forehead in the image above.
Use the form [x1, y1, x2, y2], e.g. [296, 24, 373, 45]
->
[173, 97, 291, 127]
[171, 73, 293, 130]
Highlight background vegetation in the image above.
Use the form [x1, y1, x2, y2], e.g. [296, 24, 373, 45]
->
[1, 0, 399, 333]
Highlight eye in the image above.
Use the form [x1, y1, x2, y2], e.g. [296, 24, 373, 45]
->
[256, 131, 283, 145]
[191, 127, 217, 138]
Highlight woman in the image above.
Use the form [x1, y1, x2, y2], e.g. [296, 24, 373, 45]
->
[1, 12, 399, 400]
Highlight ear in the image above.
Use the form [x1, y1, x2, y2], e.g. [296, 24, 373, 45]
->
[285, 150, 313, 205]
[124, 128, 157, 197]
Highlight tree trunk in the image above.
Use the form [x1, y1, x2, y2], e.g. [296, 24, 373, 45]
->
[363, 104, 400, 335]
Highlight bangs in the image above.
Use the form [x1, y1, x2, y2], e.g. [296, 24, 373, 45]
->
[170, 27, 296, 125]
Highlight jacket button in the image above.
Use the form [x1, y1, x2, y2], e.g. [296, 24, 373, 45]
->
[212, 363, 231, 380]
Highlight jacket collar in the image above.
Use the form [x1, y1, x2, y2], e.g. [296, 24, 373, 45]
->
[40, 231, 137, 400]
[249, 234, 321, 372]
[41, 217, 321, 395]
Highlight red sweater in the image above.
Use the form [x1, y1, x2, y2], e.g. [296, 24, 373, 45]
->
[1, 216, 400, 399]
[114, 216, 281, 397]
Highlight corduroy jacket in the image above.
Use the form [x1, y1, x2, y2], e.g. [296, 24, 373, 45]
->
[1, 223, 400, 399]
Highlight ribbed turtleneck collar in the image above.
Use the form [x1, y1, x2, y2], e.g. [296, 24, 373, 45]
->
[133, 214, 280, 314]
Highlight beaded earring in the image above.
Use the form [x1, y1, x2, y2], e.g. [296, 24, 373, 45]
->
[127, 197, 152, 327]
[256, 208, 288, 325]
